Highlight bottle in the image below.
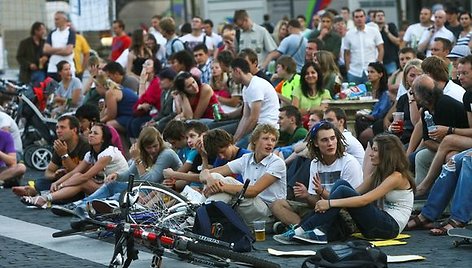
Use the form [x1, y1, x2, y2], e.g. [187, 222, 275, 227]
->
[212, 104, 221, 121]
[424, 111, 437, 132]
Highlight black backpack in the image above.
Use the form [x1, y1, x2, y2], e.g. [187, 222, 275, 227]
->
[301, 240, 388, 268]
[192, 201, 255, 252]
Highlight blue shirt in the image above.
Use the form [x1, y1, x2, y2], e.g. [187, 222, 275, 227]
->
[371, 90, 391, 120]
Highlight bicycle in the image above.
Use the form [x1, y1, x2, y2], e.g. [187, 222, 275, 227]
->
[55, 175, 279, 268]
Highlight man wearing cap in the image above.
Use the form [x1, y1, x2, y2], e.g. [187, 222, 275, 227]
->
[447, 45, 472, 83]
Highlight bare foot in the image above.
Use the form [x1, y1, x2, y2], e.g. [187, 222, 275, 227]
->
[12, 186, 38, 197]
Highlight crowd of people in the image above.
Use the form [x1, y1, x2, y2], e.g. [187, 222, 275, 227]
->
[1, 3, 472, 246]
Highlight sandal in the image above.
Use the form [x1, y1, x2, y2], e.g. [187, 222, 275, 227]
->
[405, 214, 435, 230]
[12, 186, 38, 197]
[429, 218, 465, 236]
[20, 196, 48, 209]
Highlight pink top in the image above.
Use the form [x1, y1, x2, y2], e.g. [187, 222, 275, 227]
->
[107, 125, 124, 155]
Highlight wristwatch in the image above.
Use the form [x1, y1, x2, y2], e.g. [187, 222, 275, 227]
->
[61, 153, 70, 160]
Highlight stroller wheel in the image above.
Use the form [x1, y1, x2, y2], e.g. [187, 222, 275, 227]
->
[24, 145, 53, 171]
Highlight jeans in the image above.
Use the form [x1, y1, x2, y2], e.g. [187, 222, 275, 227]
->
[235, 133, 250, 149]
[383, 61, 398, 76]
[422, 149, 472, 223]
[347, 72, 368, 85]
[77, 181, 128, 208]
[300, 180, 399, 239]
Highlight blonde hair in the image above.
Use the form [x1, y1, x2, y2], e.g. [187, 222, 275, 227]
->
[249, 124, 279, 151]
[94, 73, 121, 91]
[137, 126, 166, 167]
[402, 59, 423, 89]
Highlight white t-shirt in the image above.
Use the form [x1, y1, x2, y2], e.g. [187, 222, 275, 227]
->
[418, 26, 455, 57]
[308, 153, 363, 195]
[343, 130, 365, 166]
[207, 32, 223, 49]
[343, 26, 384, 77]
[403, 23, 429, 48]
[443, 80, 465, 103]
[46, 27, 76, 73]
[0, 111, 22, 152]
[242, 76, 280, 128]
[84, 146, 128, 176]
[396, 84, 408, 101]
[179, 33, 214, 51]
[227, 152, 286, 205]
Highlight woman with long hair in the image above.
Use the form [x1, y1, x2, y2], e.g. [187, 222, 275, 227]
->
[272, 20, 289, 45]
[314, 50, 342, 98]
[52, 126, 182, 214]
[21, 123, 128, 208]
[274, 133, 415, 244]
[210, 61, 237, 113]
[127, 29, 154, 78]
[97, 73, 138, 133]
[128, 58, 162, 139]
[388, 59, 423, 145]
[291, 62, 332, 115]
[172, 72, 220, 120]
[355, 62, 392, 148]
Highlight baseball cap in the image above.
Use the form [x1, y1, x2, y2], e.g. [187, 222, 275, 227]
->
[447, 45, 472, 58]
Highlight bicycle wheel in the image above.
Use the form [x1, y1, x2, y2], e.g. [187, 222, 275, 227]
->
[186, 241, 280, 268]
[125, 181, 192, 232]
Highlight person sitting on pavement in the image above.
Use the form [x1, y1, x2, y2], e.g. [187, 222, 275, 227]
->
[12, 115, 88, 197]
[199, 124, 286, 226]
[271, 121, 363, 236]
[274, 133, 414, 245]
[20, 123, 128, 208]
[50, 126, 181, 216]
[162, 121, 211, 191]
[276, 105, 308, 148]
[0, 130, 26, 188]
[0, 110, 23, 159]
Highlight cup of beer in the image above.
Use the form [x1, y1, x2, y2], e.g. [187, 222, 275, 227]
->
[392, 112, 404, 135]
[253, 220, 266, 242]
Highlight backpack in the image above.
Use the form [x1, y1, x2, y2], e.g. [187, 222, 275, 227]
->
[170, 38, 188, 55]
[301, 240, 388, 268]
[192, 201, 255, 252]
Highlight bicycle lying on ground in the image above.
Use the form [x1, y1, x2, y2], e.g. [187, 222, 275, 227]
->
[53, 175, 279, 268]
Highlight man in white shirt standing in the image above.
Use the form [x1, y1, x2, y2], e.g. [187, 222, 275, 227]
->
[43, 11, 76, 81]
[230, 58, 280, 149]
[203, 19, 223, 50]
[343, 9, 384, 84]
[418, 9, 455, 57]
[403, 7, 433, 49]
[179, 16, 214, 54]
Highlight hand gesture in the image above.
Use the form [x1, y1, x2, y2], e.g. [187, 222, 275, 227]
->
[163, 168, 174, 179]
[163, 177, 176, 188]
[105, 173, 118, 184]
[140, 67, 148, 83]
[53, 139, 68, 157]
[312, 172, 324, 196]
[415, 182, 429, 198]
[203, 179, 224, 197]
[50, 181, 60, 192]
[129, 143, 140, 160]
[315, 199, 330, 213]
[293, 182, 309, 199]
[195, 137, 207, 157]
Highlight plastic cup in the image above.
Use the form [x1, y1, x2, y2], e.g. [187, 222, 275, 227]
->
[253, 220, 266, 242]
[392, 112, 404, 135]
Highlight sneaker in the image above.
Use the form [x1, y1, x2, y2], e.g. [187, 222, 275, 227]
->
[51, 203, 77, 217]
[273, 229, 298, 245]
[293, 228, 328, 244]
[273, 221, 287, 234]
[91, 199, 120, 214]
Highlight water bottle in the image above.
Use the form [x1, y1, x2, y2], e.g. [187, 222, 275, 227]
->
[424, 111, 437, 132]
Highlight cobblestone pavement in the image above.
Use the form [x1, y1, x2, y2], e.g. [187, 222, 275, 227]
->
[1, 178, 471, 268]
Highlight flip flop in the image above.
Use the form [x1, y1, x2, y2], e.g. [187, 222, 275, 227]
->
[20, 196, 48, 209]
[430, 219, 465, 236]
[404, 214, 434, 230]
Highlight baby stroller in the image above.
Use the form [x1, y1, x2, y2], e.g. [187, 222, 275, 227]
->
[0, 78, 58, 171]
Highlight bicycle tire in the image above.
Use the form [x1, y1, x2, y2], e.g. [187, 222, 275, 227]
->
[186, 241, 281, 268]
[125, 181, 192, 232]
